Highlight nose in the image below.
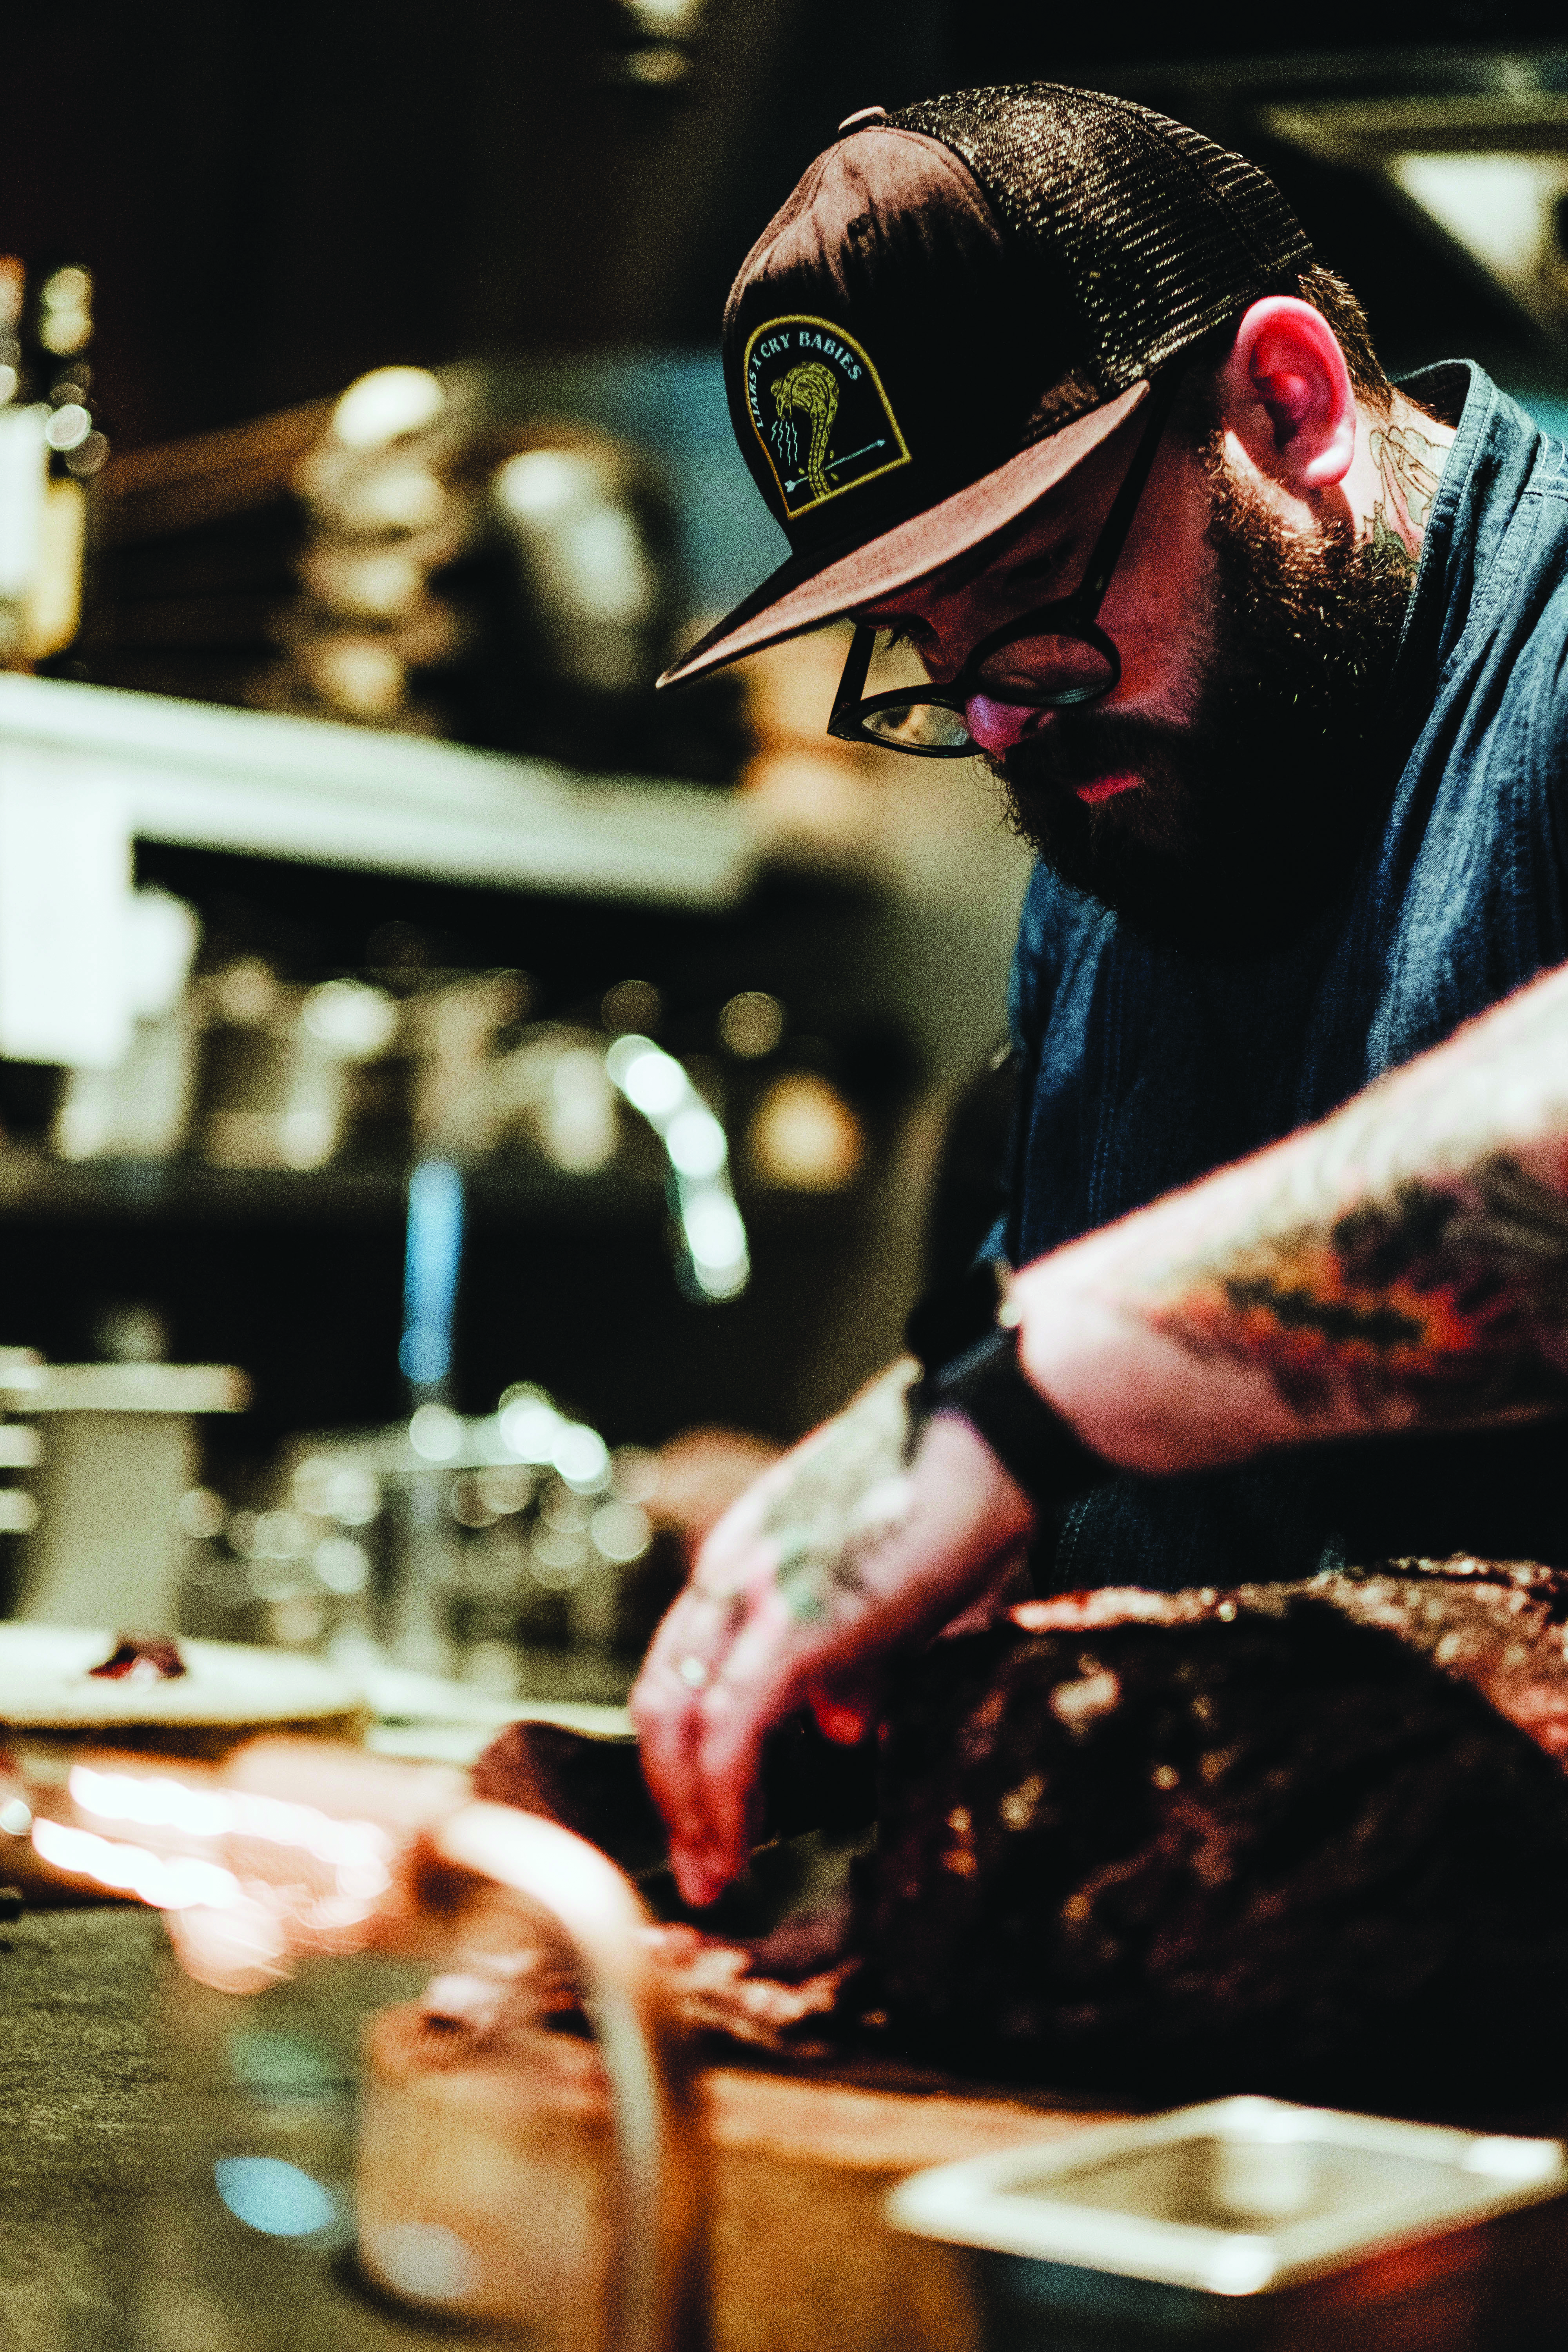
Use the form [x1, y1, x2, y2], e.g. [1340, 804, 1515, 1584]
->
[963, 694, 1048, 757]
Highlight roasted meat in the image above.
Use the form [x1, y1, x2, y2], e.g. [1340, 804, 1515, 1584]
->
[856, 1563, 1568, 2099]
[471, 1560, 1568, 2098]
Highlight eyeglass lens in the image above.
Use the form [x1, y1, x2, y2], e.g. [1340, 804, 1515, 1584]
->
[858, 629, 1116, 750]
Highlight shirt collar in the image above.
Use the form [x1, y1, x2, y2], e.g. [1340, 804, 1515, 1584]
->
[1392, 360, 1547, 697]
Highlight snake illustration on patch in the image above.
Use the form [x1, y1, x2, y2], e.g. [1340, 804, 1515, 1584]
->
[742, 317, 910, 520]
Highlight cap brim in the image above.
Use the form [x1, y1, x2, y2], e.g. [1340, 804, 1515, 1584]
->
[659, 379, 1150, 690]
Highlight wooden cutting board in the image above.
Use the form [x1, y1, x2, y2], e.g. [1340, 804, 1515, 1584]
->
[703, 2065, 1131, 2352]
[358, 2005, 1132, 2352]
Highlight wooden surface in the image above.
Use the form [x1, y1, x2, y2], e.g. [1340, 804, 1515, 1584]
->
[702, 2070, 1123, 2352]
[356, 1997, 1126, 2352]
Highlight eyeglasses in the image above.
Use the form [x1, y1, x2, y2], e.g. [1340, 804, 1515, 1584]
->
[826, 365, 1185, 759]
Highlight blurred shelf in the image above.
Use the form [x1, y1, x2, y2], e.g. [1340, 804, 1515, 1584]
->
[0, 1149, 864, 1231]
[0, 1151, 658, 1227]
[0, 674, 760, 909]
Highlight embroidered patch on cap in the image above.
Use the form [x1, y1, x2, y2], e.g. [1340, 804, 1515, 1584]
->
[743, 317, 910, 521]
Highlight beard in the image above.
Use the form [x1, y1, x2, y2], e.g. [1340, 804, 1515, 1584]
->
[991, 444, 1413, 955]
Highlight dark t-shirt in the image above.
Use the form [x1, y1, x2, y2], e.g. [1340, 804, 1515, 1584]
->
[1001, 363, 1568, 1589]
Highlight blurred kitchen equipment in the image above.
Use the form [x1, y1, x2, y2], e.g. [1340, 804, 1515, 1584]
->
[0, 1343, 43, 1605]
[428, 1020, 621, 1174]
[0, 1356, 247, 1630]
[400, 1156, 465, 1399]
[196, 958, 399, 1171]
[0, 256, 107, 673]
[391, 1156, 468, 1669]
[7, 1735, 1063, 2352]
[605, 1032, 748, 1301]
[423, 1019, 749, 1301]
[889, 2098, 1568, 2351]
[77, 367, 746, 780]
[403, 967, 531, 1154]
[272, 365, 697, 773]
[218, 1382, 662, 1684]
[493, 434, 670, 696]
[26, 262, 107, 666]
[0, 256, 45, 664]
[0, 1621, 365, 1759]
[357, 1801, 706, 2350]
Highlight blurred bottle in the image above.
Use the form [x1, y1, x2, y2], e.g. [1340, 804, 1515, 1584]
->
[0, 257, 46, 667]
[24, 262, 107, 668]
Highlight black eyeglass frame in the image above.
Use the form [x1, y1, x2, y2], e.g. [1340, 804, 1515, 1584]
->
[826, 363, 1187, 758]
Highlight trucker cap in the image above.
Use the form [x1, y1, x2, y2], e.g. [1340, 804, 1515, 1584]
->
[659, 83, 1315, 689]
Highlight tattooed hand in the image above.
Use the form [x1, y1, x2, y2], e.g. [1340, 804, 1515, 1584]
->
[632, 1363, 1035, 1904]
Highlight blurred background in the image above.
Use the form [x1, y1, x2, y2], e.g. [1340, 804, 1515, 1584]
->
[0, 0, 1564, 1701]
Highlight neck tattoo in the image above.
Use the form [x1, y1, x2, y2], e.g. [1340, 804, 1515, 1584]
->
[1367, 419, 1443, 579]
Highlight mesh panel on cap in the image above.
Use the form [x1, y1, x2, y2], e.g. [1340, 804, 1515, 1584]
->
[892, 84, 1315, 421]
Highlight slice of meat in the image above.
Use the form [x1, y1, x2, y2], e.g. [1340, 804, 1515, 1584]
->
[638, 1924, 853, 2054]
[1013, 1557, 1568, 1768]
[466, 1723, 865, 2056]
[472, 1722, 668, 1876]
[853, 1562, 1568, 2102]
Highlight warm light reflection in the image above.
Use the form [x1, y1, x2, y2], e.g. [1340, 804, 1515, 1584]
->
[34, 1764, 396, 1945]
[170, 1899, 290, 1995]
[72, 1764, 229, 1840]
[33, 1817, 241, 1910]
[69, 1763, 394, 1879]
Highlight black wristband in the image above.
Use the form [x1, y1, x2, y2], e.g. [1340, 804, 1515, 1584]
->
[906, 1278, 1115, 1515]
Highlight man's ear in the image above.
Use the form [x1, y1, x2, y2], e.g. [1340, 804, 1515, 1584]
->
[1216, 296, 1356, 492]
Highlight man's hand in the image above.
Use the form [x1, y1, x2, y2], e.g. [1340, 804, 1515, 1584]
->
[636, 961, 1568, 1907]
[630, 1362, 1035, 1905]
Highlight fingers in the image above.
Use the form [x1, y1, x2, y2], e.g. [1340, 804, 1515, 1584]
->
[632, 1571, 805, 1903]
[631, 1389, 1040, 1906]
[631, 1449, 831, 1898]
[669, 1689, 768, 1904]
[673, 1582, 834, 1884]
[632, 1588, 743, 1893]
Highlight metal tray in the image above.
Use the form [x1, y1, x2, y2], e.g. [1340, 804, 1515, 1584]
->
[887, 2095, 1568, 2295]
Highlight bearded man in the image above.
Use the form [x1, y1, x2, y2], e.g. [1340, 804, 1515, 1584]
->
[630, 85, 1568, 1910]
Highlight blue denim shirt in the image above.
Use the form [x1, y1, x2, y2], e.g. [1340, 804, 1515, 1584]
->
[1004, 363, 1568, 1589]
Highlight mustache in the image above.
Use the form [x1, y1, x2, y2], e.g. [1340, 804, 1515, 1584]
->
[989, 708, 1195, 799]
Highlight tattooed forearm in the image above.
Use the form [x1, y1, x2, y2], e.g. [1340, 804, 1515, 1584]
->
[1156, 1153, 1568, 1426]
[760, 1362, 919, 1623]
[1012, 963, 1568, 1471]
[1367, 419, 1443, 577]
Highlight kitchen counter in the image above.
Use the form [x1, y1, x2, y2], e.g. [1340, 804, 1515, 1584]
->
[0, 1904, 1096, 2352]
[0, 1905, 167, 2352]
[0, 1904, 488, 2351]
[11, 1901, 1564, 2352]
